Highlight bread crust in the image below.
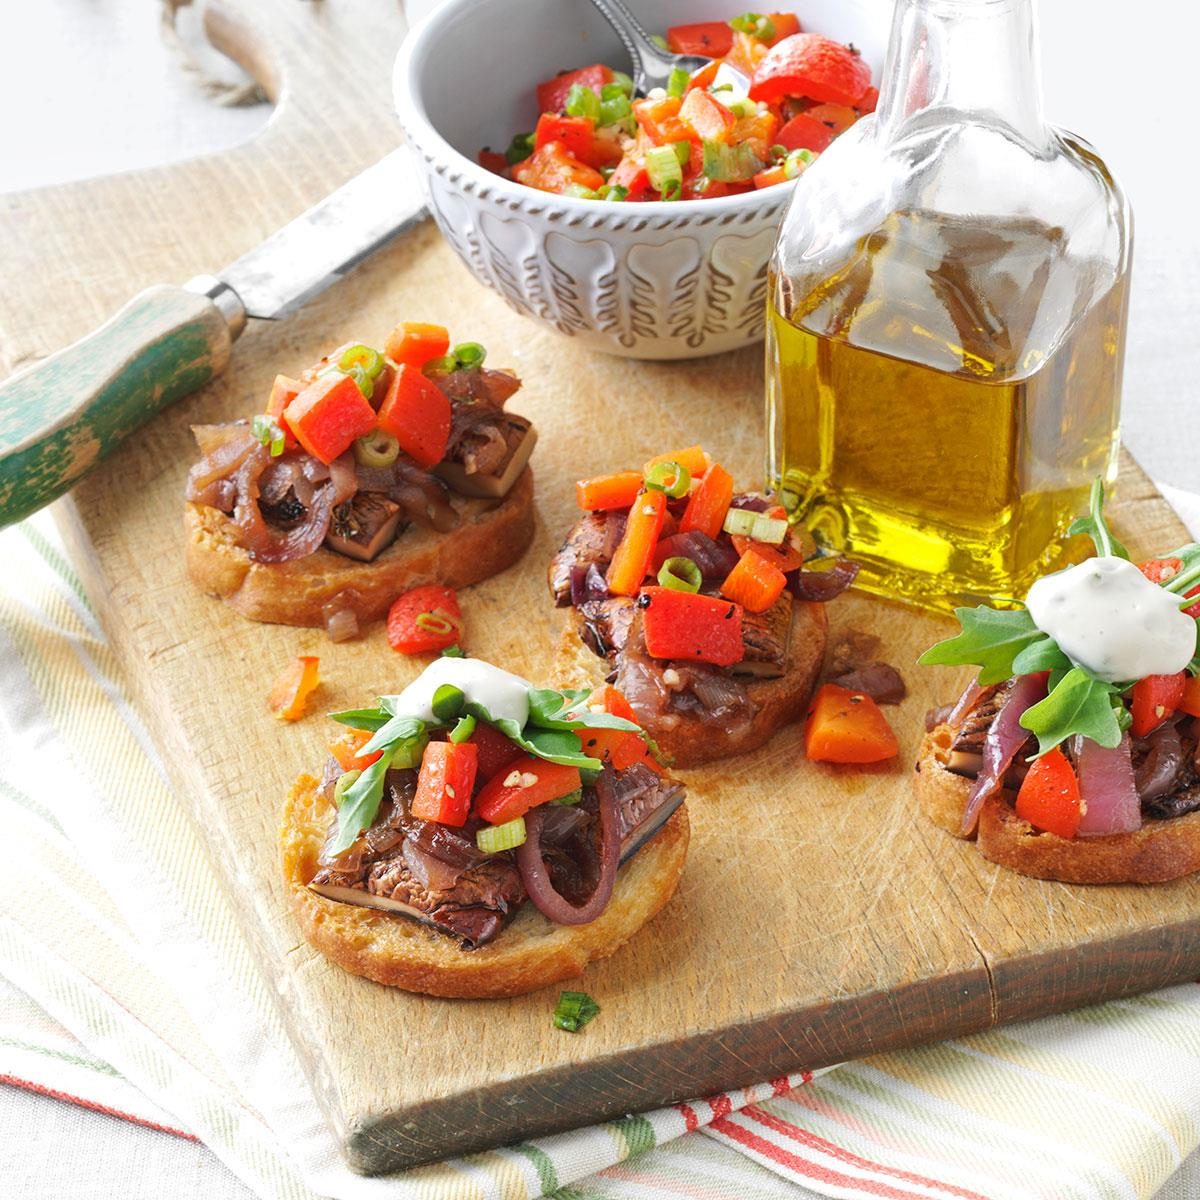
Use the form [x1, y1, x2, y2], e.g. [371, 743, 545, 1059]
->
[281, 772, 690, 998]
[185, 469, 535, 626]
[915, 724, 1200, 884]
[557, 602, 828, 769]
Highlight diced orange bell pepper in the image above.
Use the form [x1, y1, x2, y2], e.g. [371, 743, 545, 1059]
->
[634, 95, 692, 146]
[766, 13, 802, 45]
[679, 89, 736, 143]
[1014, 747, 1081, 839]
[268, 656, 320, 722]
[666, 21, 733, 57]
[598, 684, 636, 722]
[514, 142, 606, 194]
[607, 489, 667, 596]
[385, 322, 450, 368]
[411, 741, 478, 828]
[579, 727, 661, 773]
[724, 29, 771, 76]
[804, 683, 898, 764]
[328, 726, 383, 771]
[1130, 672, 1188, 737]
[265, 374, 302, 450]
[722, 548, 788, 613]
[686, 60, 721, 93]
[283, 375, 377, 465]
[1179, 674, 1200, 718]
[731, 109, 781, 159]
[536, 63, 613, 116]
[639, 586, 744, 667]
[644, 446, 709, 478]
[731, 534, 805, 574]
[805, 103, 860, 135]
[376, 363, 451, 468]
[680, 462, 734, 540]
[475, 755, 582, 825]
[575, 471, 645, 511]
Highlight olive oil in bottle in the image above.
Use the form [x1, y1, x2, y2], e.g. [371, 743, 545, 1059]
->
[765, 0, 1131, 612]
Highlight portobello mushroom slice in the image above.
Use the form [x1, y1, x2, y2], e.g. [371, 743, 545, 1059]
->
[324, 493, 405, 562]
[731, 593, 793, 679]
[435, 417, 537, 500]
[548, 511, 611, 606]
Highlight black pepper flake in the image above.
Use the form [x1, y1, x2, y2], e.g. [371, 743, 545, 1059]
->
[637, 593, 652, 609]
[724, 605, 735, 619]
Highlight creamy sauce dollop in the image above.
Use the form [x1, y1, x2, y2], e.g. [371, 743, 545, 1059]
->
[388, 657, 531, 727]
[1026, 555, 1196, 683]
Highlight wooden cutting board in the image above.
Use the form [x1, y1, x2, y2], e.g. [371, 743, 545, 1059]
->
[4, 0, 1199, 1177]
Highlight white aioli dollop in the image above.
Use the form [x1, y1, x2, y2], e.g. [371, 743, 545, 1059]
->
[388, 658, 531, 727]
[1025, 555, 1196, 683]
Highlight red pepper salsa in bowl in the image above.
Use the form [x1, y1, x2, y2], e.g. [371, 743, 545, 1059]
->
[480, 11, 877, 202]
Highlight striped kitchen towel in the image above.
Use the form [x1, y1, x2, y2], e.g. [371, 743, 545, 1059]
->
[2, 503, 1200, 1200]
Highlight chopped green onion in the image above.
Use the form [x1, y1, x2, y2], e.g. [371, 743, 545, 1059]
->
[251, 413, 286, 458]
[666, 66, 689, 98]
[452, 341, 487, 369]
[649, 33, 669, 51]
[702, 137, 763, 182]
[441, 644, 465, 658]
[353, 429, 400, 468]
[658, 556, 702, 593]
[430, 682, 465, 721]
[769, 143, 787, 160]
[708, 82, 734, 93]
[720, 97, 759, 119]
[333, 769, 362, 806]
[644, 460, 691, 498]
[424, 354, 458, 375]
[596, 183, 628, 202]
[723, 508, 757, 537]
[505, 132, 535, 164]
[338, 343, 384, 382]
[552, 788, 584, 806]
[344, 363, 374, 398]
[449, 714, 476, 744]
[477, 816, 527, 853]
[750, 514, 788, 544]
[388, 728, 429, 770]
[598, 93, 632, 128]
[784, 148, 815, 179]
[563, 183, 600, 199]
[673, 140, 691, 165]
[553, 990, 600, 1032]
[729, 12, 776, 41]
[610, 70, 635, 96]
[565, 82, 601, 121]
[644, 144, 684, 198]
[417, 612, 457, 639]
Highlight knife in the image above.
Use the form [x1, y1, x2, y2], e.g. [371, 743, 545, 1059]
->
[0, 149, 427, 528]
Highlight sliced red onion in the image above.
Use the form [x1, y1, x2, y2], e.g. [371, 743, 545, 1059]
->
[517, 778, 620, 925]
[324, 606, 360, 643]
[188, 477, 236, 512]
[435, 366, 521, 407]
[403, 837, 468, 892]
[329, 451, 358, 506]
[570, 562, 610, 606]
[947, 678, 995, 731]
[1135, 722, 1186, 801]
[602, 510, 629, 560]
[191, 422, 249, 457]
[729, 493, 771, 513]
[961, 672, 1048, 836]
[185, 427, 258, 496]
[232, 445, 341, 565]
[830, 661, 907, 705]
[789, 559, 859, 602]
[655, 531, 739, 581]
[1075, 734, 1142, 835]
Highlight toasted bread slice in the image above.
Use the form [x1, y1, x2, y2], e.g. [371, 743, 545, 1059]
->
[280, 772, 690, 998]
[555, 602, 828, 769]
[186, 469, 534, 626]
[915, 724, 1200, 884]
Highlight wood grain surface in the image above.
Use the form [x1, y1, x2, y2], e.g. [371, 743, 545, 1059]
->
[4, 0, 1199, 1177]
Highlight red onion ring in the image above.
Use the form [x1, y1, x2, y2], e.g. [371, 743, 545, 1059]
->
[517, 778, 621, 925]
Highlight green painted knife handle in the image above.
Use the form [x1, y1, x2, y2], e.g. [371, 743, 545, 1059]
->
[0, 280, 244, 528]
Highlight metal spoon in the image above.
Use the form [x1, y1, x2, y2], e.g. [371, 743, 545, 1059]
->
[587, 0, 746, 94]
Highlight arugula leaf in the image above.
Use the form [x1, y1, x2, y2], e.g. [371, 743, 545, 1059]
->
[328, 752, 392, 856]
[527, 686, 642, 734]
[328, 706, 392, 732]
[1010, 635, 1073, 676]
[1066, 477, 1128, 559]
[465, 701, 602, 770]
[1018, 666, 1122, 755]
[917, 606, 1041, 685]
[358, 714, 425, 759]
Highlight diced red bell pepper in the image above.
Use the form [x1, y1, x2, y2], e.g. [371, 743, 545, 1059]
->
[856, 85, 879, 114]
[666, 21, 733, 57]
[376, 363, 451, 468]
[475, 755, 582, 825]
[638, 586, 744, 667]
[535, 114, 596, 163]
[749, 33, 872, 106]
[578, 727, 661, 774]
[609, 154, 653, 200]
[634, 95, 692, 146]
[1014, 746, 1081, 839]
[1179, 674, 1200, 718]
[1137, 557, 1200, 617]
[478, 149, 508, 175]
[328, 726, 383, 772]
[265, 374, 302, 450]
[679, 88, 736, 143]
[385, 322, 450, 368]
[536, 64, 613, 116]
[686, 60, 721, 93]
[598, 684, 636, 723]
[804, 683, 898, 764]
[514, 142, 606, 194]
[268, 656, 320, 721]
[805, 102, 860, 135]
[386, 585, 462, 655]
[680, 462, 734, 540]
[467, 722, 525, 782]
[608, 489, 667, 596]
[775, 112, 835, 153]
[1130, 672, 1188, 737]
[731, 534, 805, 574]
[283, 374, 377, 465]
[411, 741, 478, 827]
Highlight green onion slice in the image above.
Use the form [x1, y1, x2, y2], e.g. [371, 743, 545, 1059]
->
[784, 148, 816, 178]
[451, 341, 486, 369]
[553, 990, 600, 1032]
[417, 612, 457, 638]
[644, 144, 683, 198]
[251, 413, 286, 458]
[722, 508, 757, 537]
[702, 138, 764, 182]
[598, 94, 632, 128]
[644, 460, 691, 498]
[666, 66, 689, 97]
[658, 556, 702, 593]
[750, 514, 788, 544]
[424, 354, 458, 376]
[476, 816, 527, 853]
[353, 430, 400, 468]
[441, 644, 465, 658]
[449, 714, 476, 744]
[338, 344, 384, 382]
[610, 69, 635, 96]
[672, 140, 691, 166]
[565, 82, 600, 121]
[729, 12, 776, 41]
[596, 183, 628, 202]
[505, 132, 535, 164]
[430, 682, 466, 721]
[388, 729, 429, 770]
[769, 143, 787, 160]
[563, 183, 600, 199]
[333, 769, 362, 806]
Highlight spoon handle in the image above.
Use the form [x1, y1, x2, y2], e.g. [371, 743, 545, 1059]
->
[587, 0, 657, 78]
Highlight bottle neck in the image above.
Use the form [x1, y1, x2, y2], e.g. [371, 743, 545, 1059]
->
[875, 0, 1048, 148]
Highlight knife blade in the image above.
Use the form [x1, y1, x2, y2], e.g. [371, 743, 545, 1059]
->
[0, 148, 429, 528]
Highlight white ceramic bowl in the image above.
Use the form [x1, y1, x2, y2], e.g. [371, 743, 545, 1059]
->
[394, 0, 886, 359]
